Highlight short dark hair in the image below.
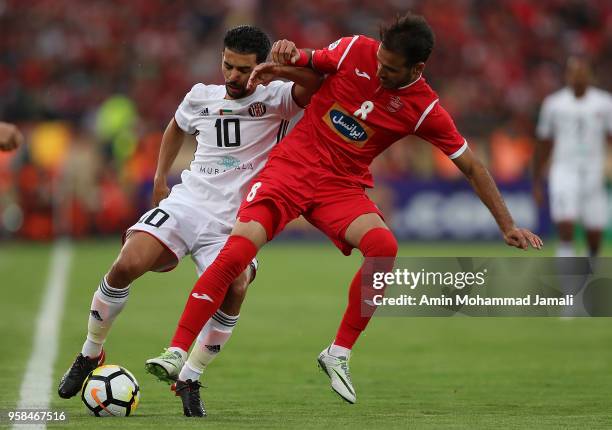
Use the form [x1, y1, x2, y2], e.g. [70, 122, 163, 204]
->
[223, 25, 271, 63]
[380, 13, 435, 67]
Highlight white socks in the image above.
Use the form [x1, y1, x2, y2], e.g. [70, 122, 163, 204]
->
[178, 362, 201, 383]
[178, 310, 239, 381]
[329, 343, 351, 359]
[556, 241, 575, 258]
[81, 276, 130, 358]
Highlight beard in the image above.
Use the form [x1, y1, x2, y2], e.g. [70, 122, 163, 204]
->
[225, 83, 247, 99]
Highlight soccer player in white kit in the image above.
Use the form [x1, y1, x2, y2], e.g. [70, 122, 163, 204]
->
[57, 26, 322, 415]
[534, 56, 612, 257]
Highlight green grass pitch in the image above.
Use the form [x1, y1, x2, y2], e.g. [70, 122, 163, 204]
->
[1, 240, 612, 429]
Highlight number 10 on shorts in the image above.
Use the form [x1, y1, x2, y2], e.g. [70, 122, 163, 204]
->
[247, 182, 261, 202]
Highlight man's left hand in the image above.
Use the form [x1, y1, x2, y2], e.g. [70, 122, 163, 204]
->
[503, 227, 543, 250]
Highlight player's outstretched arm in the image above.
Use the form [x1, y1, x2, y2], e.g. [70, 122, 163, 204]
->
[0, 122, 23, 152]
[453, 147, 543, 250]
[152, 118, 186, 206]
[247, 62, 323, 107]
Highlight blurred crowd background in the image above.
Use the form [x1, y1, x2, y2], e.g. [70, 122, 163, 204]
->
[1, 0, 611, 240]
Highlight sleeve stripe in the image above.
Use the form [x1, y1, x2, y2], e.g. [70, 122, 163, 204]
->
[336, 35, 359, 70]
[448, 139, 468, 159]
[275, 120, 284, 144]
[413, 99, 439, 132]
[276, 119, 289, 144]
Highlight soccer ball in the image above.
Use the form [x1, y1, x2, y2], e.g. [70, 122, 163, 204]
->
[81, 365, 140, 417]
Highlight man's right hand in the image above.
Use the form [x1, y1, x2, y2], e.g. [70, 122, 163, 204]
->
[152, 177, 170, 207]
[271, 39, 300, 65]
[247, 62, 281, 91]
[0, 122, 23, 152]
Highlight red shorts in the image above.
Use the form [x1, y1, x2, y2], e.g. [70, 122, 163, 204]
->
[237, 152, 383, 255]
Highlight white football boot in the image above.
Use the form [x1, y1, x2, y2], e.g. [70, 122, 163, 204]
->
[145, 349, 185, 384]
[317, 346, 356, 404]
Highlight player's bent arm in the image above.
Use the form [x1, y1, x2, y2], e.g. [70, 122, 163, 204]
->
[277, 66, 322, 107]
[152, 118, 186, 206]
[271, 37, 355, 74]
[452, 148, 542, 250]
[247, 63, 323, 107]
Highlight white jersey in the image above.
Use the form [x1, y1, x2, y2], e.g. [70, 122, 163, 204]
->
[127, 81, 302, 274]
[174, 80, 301, 229]
[537, 86, 612, 228]
[536, 86, 612, 172]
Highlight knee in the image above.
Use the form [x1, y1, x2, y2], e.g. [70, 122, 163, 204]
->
[359, 228, 398, 258]
[109, 254, 147, 285]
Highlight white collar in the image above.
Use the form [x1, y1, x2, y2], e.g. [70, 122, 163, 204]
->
[398, 74, 422, 90]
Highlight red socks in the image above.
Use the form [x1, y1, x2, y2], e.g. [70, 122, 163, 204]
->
[334, 228, 398, 349]
[171, 235, 258, 351]
[171, 227, 397, 353]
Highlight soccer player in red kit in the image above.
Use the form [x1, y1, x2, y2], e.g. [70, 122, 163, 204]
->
[168, 13, 543, 411]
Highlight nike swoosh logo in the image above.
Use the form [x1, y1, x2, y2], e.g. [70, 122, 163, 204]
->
[191, 292, 214, 302]
[91, 387, 115, 415]
[331, 368, 355, 395]
[161, 360, 180, 370]
[355, 68, 370, 80]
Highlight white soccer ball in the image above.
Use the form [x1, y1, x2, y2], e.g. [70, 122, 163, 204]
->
[81, 365, 140, 417]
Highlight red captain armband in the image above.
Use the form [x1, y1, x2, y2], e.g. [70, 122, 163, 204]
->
[293, 49, 309, 67]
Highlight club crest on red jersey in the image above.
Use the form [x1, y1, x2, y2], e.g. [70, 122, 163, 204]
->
[323, 102, 374, 148]
[386, 95, 404, 113]
[248, 102, 267, 117]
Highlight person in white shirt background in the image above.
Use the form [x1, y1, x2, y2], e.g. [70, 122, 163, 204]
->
[534, 56, 612, 257]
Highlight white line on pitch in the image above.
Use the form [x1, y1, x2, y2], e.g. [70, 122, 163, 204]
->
[13, 240, 72, 430]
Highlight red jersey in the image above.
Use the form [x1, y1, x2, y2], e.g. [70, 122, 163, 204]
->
[274, 35, 467, 187]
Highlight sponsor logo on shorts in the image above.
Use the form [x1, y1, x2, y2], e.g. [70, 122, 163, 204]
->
[248, 102, 267, 117]
[323, 102, 373, 148]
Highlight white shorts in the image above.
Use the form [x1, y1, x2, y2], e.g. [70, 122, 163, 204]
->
[548, 165, 608, 229]
[126, 183, 257, 276]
